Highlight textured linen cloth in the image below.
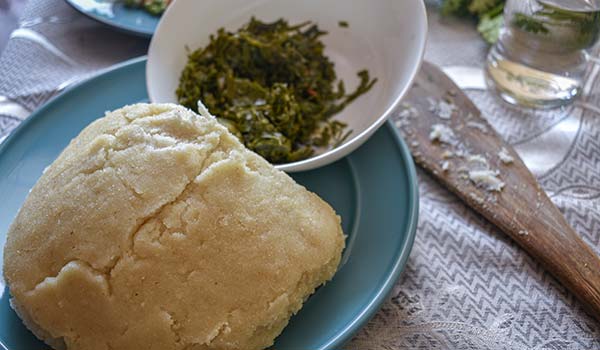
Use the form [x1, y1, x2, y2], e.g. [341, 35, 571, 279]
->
[0, 1, 599, 349]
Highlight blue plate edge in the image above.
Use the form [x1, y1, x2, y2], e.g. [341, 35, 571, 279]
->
[63, 0, 154, 38]
[325, 122, 419, 350]
[0, 58, 420, 350]
[0, 56, 149, 159]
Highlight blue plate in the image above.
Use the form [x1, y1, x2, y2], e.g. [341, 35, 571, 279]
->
[0, 57, 418, 350]
[65, 0, 159, 37]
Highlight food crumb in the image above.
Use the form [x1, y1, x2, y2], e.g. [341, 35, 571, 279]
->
[428, 97, 456, 119]
[469, 170, 505, 192]
[467, 154, 488, 167]
[469, 192, 484, 205]
[394, 118, 409, 129]
[442, 150, 454, 159]
[441, 160, 450, 172]
[338, 20, 349, 28]
[429, 124, 457, 145]
[518, 230, 529, 236]
[399, 103, 419, 119]
[466, 121, 488, 133]
[498, 147, 514, 164]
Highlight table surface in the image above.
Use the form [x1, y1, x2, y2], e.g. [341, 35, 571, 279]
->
[0, 1, 599, 349]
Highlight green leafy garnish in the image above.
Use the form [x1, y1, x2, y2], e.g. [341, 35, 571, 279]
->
[534, 3, 599, 49]
[477, 3, 505, 43]
[123, 0, 169, 16]
[512, 13, 549, 34]
[441, 0, 505, 43]
[176, 18, 377, 164]
[509, 3, 600, 49]
[338, 20, 349, 28]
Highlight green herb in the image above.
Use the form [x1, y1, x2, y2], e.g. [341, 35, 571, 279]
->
[338, 20, 349, 28]
[123, 0, 169, 16]
[477, 3, 505, 43]
[512, 13, 549, 34]
[177, 18, 377, 164]
[510, 3, 600, 49]
[536, 3, 599, 49]
[441, 0, 505, 43]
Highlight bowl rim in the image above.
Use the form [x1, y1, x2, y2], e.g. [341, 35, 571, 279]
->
[147, 0, 428, 172]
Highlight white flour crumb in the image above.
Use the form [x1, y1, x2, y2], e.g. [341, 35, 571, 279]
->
[427, 97, 437, 112]
[466, 121, 488, 133]
[469, 192, 484, 205]
[394, 118, 411, 129]
[429, 124, 457, 145]
[442, 150, 454, 159]
[498, 148, 514, 164]
[437, 101, 456, 119]
[469, 170, 505, 192]
[398, 103, 419, 119]
[518, 230, 529, 236]
[428, 97, 456, 119]
[441, 160, 450, 172]
[467, 154, 488, 168]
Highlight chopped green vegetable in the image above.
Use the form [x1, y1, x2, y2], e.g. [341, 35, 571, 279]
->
[123, 0, 170, 16]
[468, 0, 503, 16]
[177, 18, 377, 164]
[529, 3, 600, 49]
[441, 0, 505, 43]
[477, 3, 504, 43]
[441, 0, 472, 17]
[338, 20, 349, 28]
[144, 0, 168, 16]
[512, 13, 549, 34]
[507, 2, 600, 50]
[477, 14, 503, 44]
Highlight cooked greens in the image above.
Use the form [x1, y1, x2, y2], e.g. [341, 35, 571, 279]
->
[123, 0, 170, 16]
[441, 0, 506, 43]
[177, 18, 377, 164]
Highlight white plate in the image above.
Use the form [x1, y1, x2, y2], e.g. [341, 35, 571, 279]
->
[147, 0, 427, 172]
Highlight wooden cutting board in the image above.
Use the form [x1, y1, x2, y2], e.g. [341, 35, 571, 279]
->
[396, 61, 600, 321]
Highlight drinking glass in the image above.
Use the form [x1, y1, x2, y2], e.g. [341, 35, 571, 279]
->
[486, 0, 600, 108]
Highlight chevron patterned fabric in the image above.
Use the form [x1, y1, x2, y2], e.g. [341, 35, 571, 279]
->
[0, 1, 599, 349]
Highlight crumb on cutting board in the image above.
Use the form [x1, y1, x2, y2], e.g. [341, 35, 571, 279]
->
[428, 97, 456, 120]
[429, 124, 457, 145]
[466, 121, 488, 133]
[468, 169, 505, 192]
[498, 147, 514, 164]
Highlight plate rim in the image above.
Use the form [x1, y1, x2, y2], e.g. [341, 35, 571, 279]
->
[0, 56, 419, 350]
[322, 122, 419, 349]
[63, 0, 156, 38]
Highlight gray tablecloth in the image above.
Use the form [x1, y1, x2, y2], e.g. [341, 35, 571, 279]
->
[1, 1, 599, 349]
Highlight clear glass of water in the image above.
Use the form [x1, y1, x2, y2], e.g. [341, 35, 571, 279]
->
[486, 0, 600, 108]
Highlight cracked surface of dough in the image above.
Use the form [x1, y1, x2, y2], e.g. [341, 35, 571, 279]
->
[3, 103, 345, 350]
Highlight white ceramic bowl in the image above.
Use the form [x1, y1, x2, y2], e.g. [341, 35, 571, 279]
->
[147, 0, 427, 172]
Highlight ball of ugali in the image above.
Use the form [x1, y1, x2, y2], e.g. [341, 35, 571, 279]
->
[3, 103, 345, 350]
